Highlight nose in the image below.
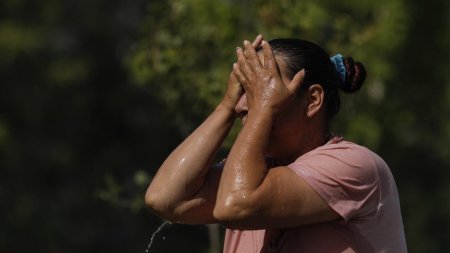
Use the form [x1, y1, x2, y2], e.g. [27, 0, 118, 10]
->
[235, 93, 248, 114]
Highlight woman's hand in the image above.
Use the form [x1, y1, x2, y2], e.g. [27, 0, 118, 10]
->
[233, 39, 305, 117]
[220, 35, 264, 112]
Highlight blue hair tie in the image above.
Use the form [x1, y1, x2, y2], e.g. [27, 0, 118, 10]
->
[330, 54, 346, 82]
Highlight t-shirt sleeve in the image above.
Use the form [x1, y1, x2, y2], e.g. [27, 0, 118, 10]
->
[288, 143, 381, 223]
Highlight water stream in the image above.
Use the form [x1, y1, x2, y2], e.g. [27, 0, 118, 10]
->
[144, 220, 170, 252]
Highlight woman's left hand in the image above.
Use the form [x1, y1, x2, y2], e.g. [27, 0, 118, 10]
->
[221, 35, 263, 112]
[233, 40, 305, 117]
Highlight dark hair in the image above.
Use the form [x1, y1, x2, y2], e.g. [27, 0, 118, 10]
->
[267, 39, 366, 119]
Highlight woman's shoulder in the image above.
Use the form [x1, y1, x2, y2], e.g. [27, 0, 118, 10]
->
[317, 139, 373, 152]
[292, 139, 388, 182]
[306, 139, 385, 165]
[288, 139, 386, 222]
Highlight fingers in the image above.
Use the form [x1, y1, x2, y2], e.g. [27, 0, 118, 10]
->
[228, 69, 238, 83]
[261, 40, 277, 74]
[235, 34, 264, 73]
[288, 69, 306, 93]
[243, 40, 263, 72]
[233, 62, 247, 87]
[233, 34, 266, 89]
[236, 47, 253, 85]
[251, 34, 263, 49]
[231, 70, 245, 96]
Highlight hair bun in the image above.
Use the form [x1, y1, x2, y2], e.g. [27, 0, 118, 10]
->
[339, 57, 366, 93]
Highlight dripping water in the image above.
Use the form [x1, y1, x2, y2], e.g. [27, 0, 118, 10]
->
[144, 220, 170, 252]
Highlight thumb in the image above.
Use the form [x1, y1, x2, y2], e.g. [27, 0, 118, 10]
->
[288, 69, 305, 94]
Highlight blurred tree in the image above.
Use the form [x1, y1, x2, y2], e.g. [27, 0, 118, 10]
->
[376, 0, 450, 251]
[0, 0, 449, 252]
[0, 0, 211, 252]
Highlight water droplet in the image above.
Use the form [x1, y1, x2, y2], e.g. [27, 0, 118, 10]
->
[144, 221, 170, 252]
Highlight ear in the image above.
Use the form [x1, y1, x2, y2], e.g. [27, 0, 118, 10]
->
[305, 84, 324, 118]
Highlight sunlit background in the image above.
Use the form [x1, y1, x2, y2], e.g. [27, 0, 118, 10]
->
[1, 0, 449, 252]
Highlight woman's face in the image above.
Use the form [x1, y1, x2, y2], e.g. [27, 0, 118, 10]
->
[234, 53, 309, 161]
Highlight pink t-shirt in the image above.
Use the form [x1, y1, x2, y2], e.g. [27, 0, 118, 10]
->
[223, 141, 407, 253]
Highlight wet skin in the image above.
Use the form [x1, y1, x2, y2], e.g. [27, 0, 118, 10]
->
[145, 35, 339, 230]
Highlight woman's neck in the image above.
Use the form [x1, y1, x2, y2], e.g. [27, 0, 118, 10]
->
[288, 123, 329, 164]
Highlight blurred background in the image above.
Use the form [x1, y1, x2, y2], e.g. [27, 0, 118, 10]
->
[0, 0, 449, 252]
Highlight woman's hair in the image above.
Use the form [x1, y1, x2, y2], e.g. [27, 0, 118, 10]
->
[267, 39, 366, 119]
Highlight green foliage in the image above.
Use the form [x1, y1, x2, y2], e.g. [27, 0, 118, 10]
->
[96, 171, 150, 212]
[1, 0, 449, 252]
[128, 0, 244, 137]
[0, 22, 43, 65]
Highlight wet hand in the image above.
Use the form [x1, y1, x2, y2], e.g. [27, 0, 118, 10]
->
[221, 35, 263, 112]
[233, 39, 305, 117]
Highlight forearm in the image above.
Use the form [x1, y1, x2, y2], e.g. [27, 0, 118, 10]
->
[215, 110, 273, 216]
[146, 103, 235, 214]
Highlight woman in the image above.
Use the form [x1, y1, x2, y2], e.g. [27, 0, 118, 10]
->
[145, 35, 407, 252]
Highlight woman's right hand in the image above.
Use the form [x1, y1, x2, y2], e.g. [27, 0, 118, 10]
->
[220, 34, 263, 112]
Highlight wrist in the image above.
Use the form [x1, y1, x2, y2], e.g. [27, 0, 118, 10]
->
[246, 108, 275, 130]
[219, 97, 237, 111]
[216, 102, 238, 121]
[248, 107, 276, 121]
